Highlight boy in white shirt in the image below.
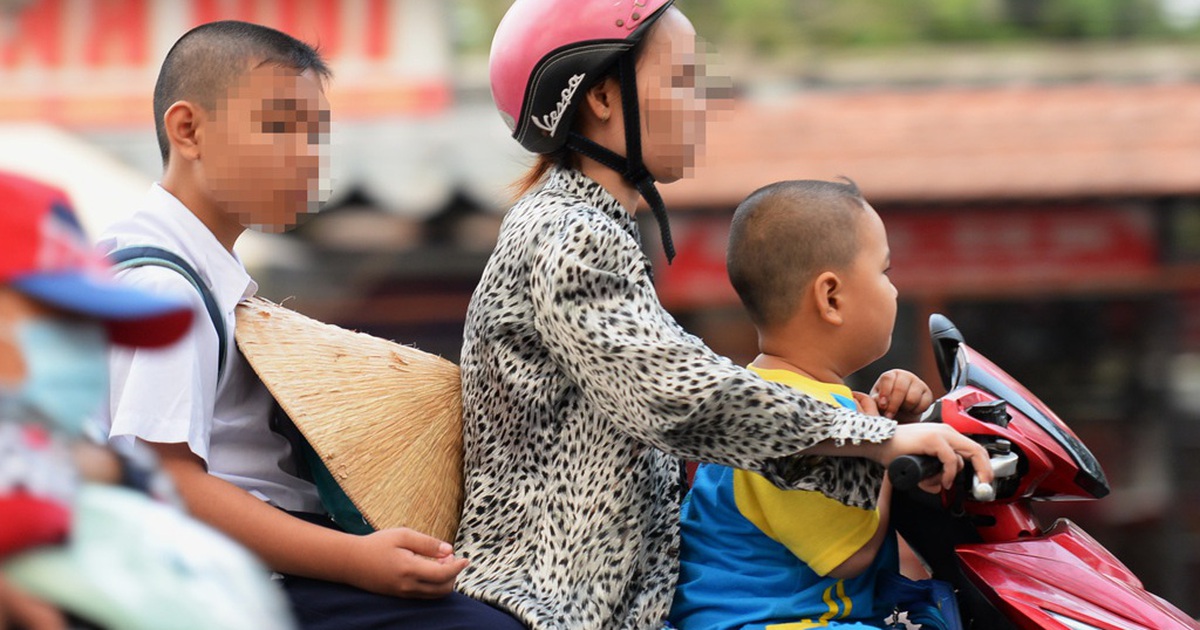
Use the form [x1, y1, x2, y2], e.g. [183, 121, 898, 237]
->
[98, 20, 523, 629]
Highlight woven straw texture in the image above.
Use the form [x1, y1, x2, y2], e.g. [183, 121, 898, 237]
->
[235, 297, 462, 542]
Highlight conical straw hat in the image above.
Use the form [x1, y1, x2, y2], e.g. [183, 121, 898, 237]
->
[235, 297, 462, 542]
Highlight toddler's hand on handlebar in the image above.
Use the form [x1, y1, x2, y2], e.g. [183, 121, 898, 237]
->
[345, 527, 468, 599]
[870, 369, 933, 423]
[878, 423, 994, 490]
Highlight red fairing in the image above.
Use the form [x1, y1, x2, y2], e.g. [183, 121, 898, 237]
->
[903, 316, 1196, 628]
[958, 520, 1199, 629]
[963, 348, 1095, 498]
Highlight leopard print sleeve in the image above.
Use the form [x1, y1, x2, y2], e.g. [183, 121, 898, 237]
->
[529, 204, 896, 509]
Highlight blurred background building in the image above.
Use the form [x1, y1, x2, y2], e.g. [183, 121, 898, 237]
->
[2, 0, 1198, 616]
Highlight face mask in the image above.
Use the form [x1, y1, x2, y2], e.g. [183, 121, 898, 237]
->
[0, 317, 109, 436]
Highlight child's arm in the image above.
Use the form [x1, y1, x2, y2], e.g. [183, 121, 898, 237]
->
[825, 478, 893, 579]
[825, 382, 932, 579]
[821, 479, 930, 580]
[151, 442, 467, 598]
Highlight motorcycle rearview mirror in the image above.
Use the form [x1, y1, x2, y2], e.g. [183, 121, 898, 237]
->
[929, 314, 966, 392]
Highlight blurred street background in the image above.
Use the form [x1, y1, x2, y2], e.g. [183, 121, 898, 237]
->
[2, 0, 1199, 616]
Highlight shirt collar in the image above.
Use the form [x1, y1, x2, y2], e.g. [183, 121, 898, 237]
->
[747, 365, 857, 410]
[146, 184, 258, 312]
[544, 168, 640, 240]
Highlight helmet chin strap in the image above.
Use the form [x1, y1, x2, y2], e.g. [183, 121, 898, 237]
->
[565, 52, 676, 264]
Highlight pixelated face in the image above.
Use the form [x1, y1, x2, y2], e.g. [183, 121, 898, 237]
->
[202, 65, 331, 233]
[840, 203, 898, 369]
[637, 8, 731, 184]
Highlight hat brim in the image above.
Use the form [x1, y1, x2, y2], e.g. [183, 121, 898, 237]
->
[12, 273, 193, 348]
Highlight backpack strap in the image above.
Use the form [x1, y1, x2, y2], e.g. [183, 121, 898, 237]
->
[109, 246, 227, 381]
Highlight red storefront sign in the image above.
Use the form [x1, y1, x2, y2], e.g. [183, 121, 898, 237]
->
[0, 0, 390, 69]
[656, 205, 1159, 308]
[0, 0, 448, 125]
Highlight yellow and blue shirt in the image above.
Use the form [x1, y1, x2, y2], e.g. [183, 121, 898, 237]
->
[669, 367, 897, 630]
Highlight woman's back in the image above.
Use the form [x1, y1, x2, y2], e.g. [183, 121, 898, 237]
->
[456, 167, 687, 629]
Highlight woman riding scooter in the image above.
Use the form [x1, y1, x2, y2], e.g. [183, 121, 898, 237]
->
[456, 2, 992, 627]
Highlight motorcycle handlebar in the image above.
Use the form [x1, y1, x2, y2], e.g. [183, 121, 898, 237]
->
[887, 454, 998, 501]
[887, 454, 943, 492]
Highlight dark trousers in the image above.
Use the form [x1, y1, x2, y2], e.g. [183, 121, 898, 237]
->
[281, 576, 525, 630]
[281, 513, 526, 630]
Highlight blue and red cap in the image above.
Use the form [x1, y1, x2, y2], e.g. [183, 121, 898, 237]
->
[0, 172, 192, 347]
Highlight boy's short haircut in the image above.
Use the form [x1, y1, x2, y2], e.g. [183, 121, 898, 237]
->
[153, 20, 332, 164]
[727, 179, 869, 328]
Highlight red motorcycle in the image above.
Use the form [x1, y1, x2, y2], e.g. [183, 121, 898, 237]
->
[887, 314, 1199, 630]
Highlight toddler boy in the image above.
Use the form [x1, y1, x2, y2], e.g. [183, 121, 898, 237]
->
[670, 179, 949, 629]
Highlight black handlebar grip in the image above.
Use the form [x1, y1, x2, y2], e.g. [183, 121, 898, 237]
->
[888, 454, 944, 491]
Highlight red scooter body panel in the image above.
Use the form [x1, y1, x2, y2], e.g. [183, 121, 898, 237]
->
[941, 347, 1095, 501]
[958, 520, 1198, 629]
[897, 315, 1200, 628]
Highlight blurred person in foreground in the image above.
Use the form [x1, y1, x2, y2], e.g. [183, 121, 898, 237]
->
[457, 1, 991, 627]
[0, 171, 292, 629]
[670, 180, 958, 630]
[0, 172, 296, 630]
[95, 20, 522, 629]
[0, 171, 191, 629]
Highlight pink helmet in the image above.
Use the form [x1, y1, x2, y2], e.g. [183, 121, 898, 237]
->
[490, 0, 675, 155]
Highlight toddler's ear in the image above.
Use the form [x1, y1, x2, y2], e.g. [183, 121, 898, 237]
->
[813, 271, 843, 326]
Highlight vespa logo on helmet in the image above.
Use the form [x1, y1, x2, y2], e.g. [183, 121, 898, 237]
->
[531, 73, 585, 137]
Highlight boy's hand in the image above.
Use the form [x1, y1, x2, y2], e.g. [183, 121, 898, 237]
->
[346, 528, 469, 598]
[870, 369, 933, 423]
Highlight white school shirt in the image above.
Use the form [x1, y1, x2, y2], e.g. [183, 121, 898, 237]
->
[97, 184, 321, 512]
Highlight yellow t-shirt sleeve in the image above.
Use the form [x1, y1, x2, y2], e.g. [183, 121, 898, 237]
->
[733, 468, 880, 577]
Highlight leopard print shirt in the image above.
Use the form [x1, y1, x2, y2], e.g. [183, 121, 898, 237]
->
[456, 168, 897, 629]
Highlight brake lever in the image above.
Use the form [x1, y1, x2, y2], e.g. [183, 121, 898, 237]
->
[969, 449, 1019, 502]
